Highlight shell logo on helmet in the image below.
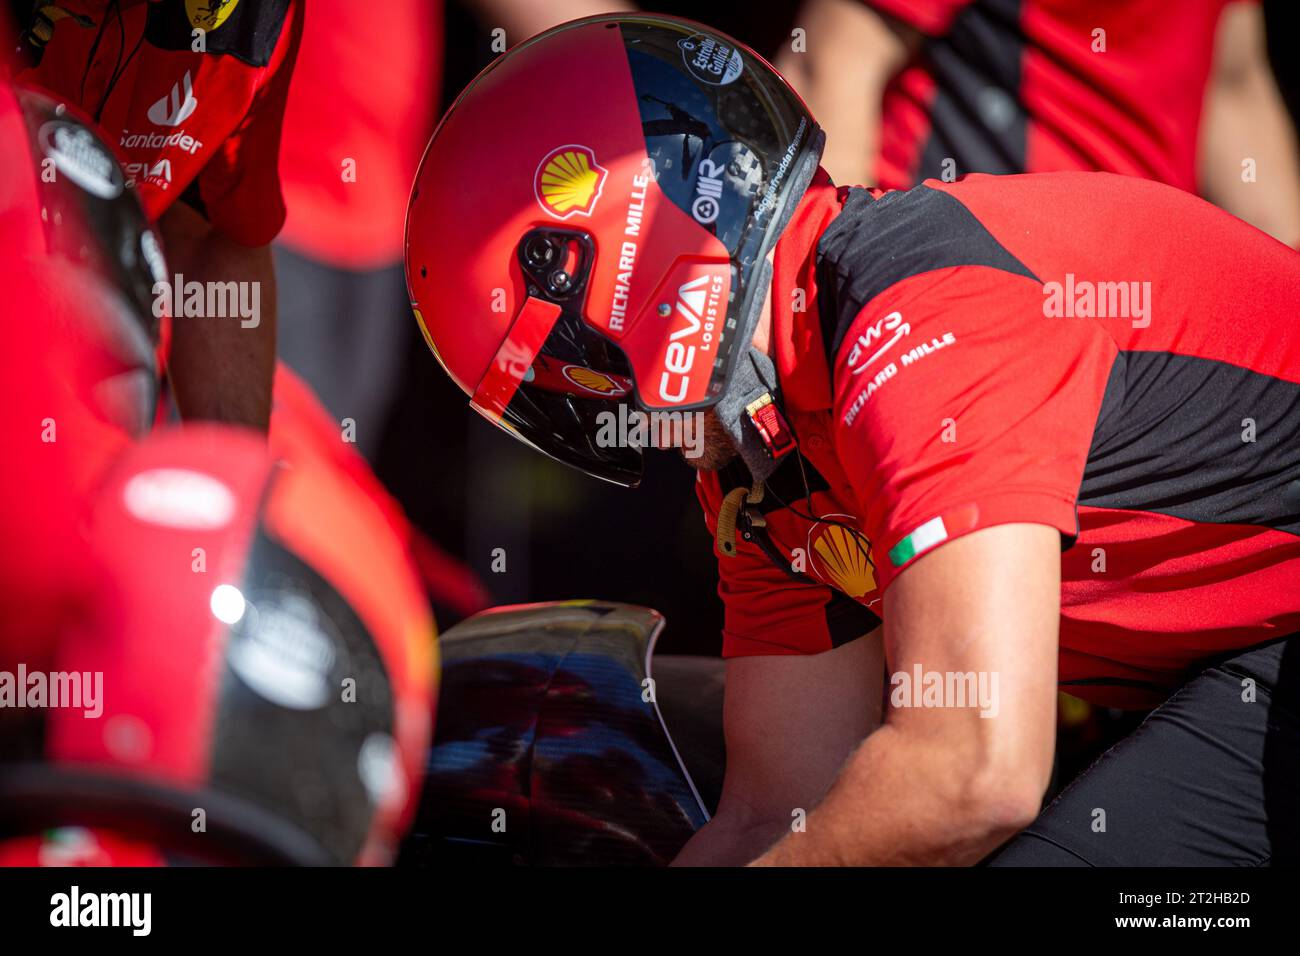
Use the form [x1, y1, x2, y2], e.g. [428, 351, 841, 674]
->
[534, 145, 608, 219]
[563, 365, 626, 396]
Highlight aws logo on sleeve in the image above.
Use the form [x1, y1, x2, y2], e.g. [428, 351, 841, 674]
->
[146, 0, 290, 67]
[844, 310, 909, 376]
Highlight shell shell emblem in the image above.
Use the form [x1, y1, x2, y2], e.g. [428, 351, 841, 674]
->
[562, 365, 627, 396]
[811, 524, 876, 599]
[535, 145, 607, 220]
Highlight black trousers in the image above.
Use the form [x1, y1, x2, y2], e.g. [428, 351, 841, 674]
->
[989, 638, 1300, 865]
[272, 245, 410, 460]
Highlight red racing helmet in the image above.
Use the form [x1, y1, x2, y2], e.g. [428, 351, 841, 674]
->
[3, 81, 171, 437]
[0, 426, 438, 866]
[0, 79, 171, 671]
[405, 14, 823, 486]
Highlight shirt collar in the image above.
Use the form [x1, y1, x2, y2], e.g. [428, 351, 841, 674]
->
[770, 167, 846, 413]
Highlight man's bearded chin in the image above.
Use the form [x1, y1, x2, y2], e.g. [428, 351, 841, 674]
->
[679, 409, 740, 471]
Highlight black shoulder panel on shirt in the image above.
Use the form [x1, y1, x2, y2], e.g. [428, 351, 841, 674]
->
[814, 185, 1038, 366]
[1079, 351, 1300, 536]
[146, 0, 290, 68]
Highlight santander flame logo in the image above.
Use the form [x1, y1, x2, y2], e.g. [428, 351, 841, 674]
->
[147, 71, 198, 127]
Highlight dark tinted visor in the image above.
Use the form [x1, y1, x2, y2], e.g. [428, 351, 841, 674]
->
[471, 227, 645, 487]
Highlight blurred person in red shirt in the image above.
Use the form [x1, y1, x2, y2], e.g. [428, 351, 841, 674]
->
[272, 0, 441, 455]
[12, 0, 303, 429]
[274, 0, 634, 456]
[776, 0, 1300, 247]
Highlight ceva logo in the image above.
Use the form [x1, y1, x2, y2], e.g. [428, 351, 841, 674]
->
[147, 71, 198, 127]
[124, 158, 173, 189]
[658, 269, 724, 404]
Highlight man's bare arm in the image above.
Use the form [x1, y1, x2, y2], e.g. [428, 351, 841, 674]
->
[751, 523, 1059, 866]
[160, 201, 277, 430]
[672, 632, 883, 865]
[776, 0, 918, 187]
[1199, 1, 1300, 248]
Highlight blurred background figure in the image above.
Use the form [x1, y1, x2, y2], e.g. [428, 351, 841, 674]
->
[776, 0, 1300, 246]
[275, 0, 493, 628]
[8, 0, 305, 430]
[274, 0, 444, 460]
[3, 48, 438, 862]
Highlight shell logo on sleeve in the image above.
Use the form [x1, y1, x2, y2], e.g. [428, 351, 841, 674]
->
[535, 146, 607, 219]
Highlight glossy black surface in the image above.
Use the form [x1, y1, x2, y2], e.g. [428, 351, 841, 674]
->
[402, 602, 711, 866]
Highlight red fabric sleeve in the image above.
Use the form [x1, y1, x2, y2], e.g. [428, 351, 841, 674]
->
[829, 266, 1116, 590]
[198, 0, 303, 246]
[863, 0, 975, 36]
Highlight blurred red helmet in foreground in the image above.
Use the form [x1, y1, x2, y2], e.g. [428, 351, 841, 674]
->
[2, 81, 170, 438]
[0, 827, 166, 867]
[0, 426, 437, 865]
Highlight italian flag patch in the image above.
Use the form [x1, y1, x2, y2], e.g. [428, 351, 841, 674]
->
[888, 505, 980, 569]
[888, 517, 948, 568]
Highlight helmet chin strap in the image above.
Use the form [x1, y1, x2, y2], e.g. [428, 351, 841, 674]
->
[715, 320, 786, 484]
[712, 135, 825, 484]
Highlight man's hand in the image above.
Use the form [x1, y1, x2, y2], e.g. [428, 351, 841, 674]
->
[160, 201, 277, 430]
[775, 0, 917, 187]
[672, 633, 884, 866]
[751, 523, 1060, 866]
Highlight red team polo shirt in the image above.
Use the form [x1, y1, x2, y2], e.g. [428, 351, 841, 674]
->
[277, 0, 442, 270]
[17, 0, 301, 246]
[698, 169, 1300, 708]
[866, 0, 1241, 190]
